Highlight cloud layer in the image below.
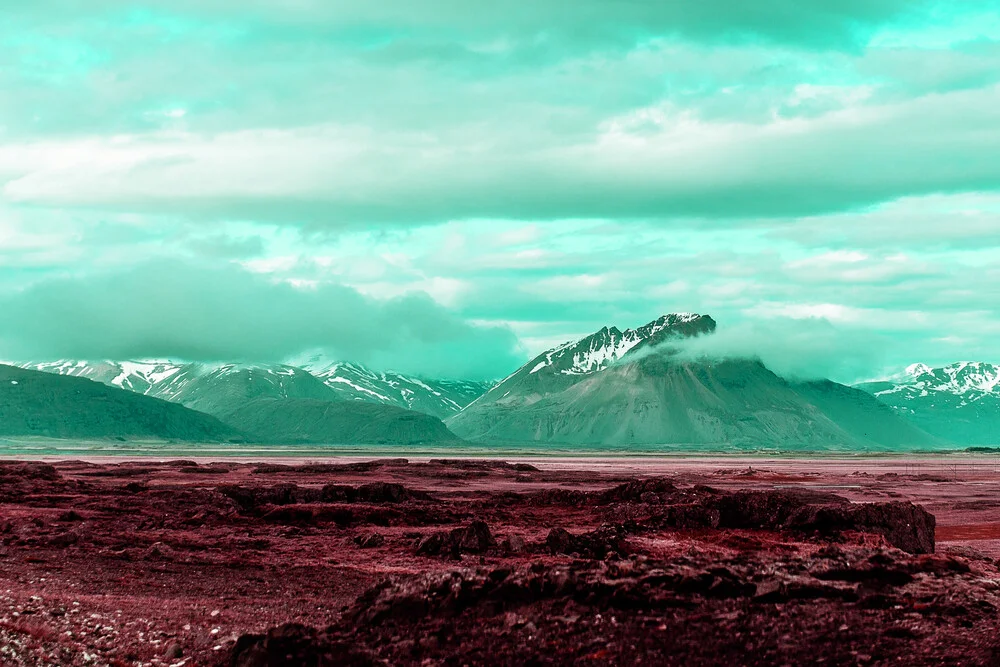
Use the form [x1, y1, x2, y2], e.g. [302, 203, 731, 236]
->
[0, 261, 522, 380]
[1, 1, 999, 379]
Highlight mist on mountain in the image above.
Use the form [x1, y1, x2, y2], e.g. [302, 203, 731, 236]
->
[627, 317, 889, 384]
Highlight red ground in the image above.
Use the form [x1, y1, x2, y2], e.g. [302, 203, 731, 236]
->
[0, 456, 998, 665]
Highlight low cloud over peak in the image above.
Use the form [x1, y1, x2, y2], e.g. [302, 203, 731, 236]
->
[0, 260, 524, 381]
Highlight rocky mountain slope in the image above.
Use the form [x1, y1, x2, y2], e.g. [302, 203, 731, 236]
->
[856, 362, 1000, 445]
[448, 315, 940, 450]
[0, 365, 245, 442]
[218, 398, 462, 445]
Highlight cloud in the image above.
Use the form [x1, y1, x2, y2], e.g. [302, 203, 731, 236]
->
[5, 83, 1000, 226]
[0, 260, 524, 380]
[6, 0, 950, 51]
[647, 318, 892, 382]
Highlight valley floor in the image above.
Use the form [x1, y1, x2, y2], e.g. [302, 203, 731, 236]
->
[1, 455, 999, 665]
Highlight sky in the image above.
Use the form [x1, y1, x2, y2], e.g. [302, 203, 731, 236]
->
[1, 0, 999, 381]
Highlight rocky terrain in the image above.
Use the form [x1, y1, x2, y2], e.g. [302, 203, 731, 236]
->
[1, 456, 999, 665]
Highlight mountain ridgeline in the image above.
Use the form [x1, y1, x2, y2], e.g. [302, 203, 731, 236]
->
[19, 360, 491, 420]
[8, 313, 992, 449]
[447, 314, 940, 450]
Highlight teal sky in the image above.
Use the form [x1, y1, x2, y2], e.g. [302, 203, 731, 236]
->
[1, 1, 999, 380]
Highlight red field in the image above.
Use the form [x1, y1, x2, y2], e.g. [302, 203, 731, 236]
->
[1, 456, 999, 665]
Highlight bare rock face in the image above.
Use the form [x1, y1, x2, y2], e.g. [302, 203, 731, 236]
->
[417, 521, 496, 558]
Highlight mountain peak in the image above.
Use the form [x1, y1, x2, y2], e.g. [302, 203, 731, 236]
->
[905, 363, 933, 377]
[495, 313, 715, 393]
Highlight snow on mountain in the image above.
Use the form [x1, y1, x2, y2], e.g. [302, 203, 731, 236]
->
[300, 360, 493, 419]
[855, 362, 1000, 445]
[527, 313, 707, 377]
[19, 358, 492, 420]
[465, 313, 717, 410]
[18, 360, 204, 401]
[865, 362, 1000, 405]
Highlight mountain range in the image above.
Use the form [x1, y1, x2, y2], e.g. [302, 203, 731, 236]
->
[18, 359, 491, 420]
[6, 314, 997, 449]
[855, 362, 1000, 445]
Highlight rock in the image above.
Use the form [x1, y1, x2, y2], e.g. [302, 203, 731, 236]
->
[787, 501, 936, 555]
[714, 489, 850, 530]
[600, 477, 678, 503]
[416, 521, 495, 557]
[45, 532, 79, 548]
[502, 535, 527, 555]
[654, 504, 721, 530]
[449, 520, 495, 554]
[0, 463, 60, 480]
[356, 482, 411, 503]
[416, 532, 446, 556]
[546, 528, 575, 554]
[163, 642, 183, 659]
[546, 525, 629, 559]
[141, 542, 177, 561]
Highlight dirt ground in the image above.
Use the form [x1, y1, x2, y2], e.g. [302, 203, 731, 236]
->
[1, 455, 999, 666]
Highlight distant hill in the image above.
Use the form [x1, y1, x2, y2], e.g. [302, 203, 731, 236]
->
[856, 362, 1000, 445]
[0, 365, 245, 442]
[220, 398, 463, 445]
[448, 315, 941, 450]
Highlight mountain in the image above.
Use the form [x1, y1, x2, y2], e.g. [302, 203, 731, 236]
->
[219, 398, 462, 446]
[18, 359, 491, 419]
[167, 364, 340, 418]
[12, 360, 475, 445]
[0, 365, 245, 442]
[19, 360, 200, 401]
[448, 314, 940, 450]
[283, 359, 493, 419]
[856, 362, 1000, 445]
